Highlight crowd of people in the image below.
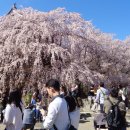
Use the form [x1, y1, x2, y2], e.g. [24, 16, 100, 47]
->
[0, 79, 82, 130]
[88, 82, 128, 130]
[0, 80, 129, 130]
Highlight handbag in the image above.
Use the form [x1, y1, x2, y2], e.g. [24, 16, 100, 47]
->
[91, 102, 99, 112]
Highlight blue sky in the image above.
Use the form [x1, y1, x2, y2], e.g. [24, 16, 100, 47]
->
[0, 0, 130, 40]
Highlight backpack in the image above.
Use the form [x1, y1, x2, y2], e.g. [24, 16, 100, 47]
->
[106, 99, 123, 128]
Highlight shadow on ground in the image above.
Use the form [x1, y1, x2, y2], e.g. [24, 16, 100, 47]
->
[79, 120, 90, 123]
[80, 113, 91, 120]
[80, 112, 92, 124]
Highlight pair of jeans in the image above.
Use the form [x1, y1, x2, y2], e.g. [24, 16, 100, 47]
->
[122, 127, 126, 130]
[99, 104, 104, 113]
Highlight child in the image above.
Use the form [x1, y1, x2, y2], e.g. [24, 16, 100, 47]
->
[22, 103, 36, 130]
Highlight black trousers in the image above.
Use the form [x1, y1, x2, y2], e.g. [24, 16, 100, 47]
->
[22, 124, 34, 130]
[108, 127, 121, 130]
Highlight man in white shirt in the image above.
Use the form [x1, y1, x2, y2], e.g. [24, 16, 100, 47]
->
[95, 82, 109, 113]
[40, 79, 69, 130]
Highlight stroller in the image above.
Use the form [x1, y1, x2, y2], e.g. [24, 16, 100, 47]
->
[94, 113, 108, 130]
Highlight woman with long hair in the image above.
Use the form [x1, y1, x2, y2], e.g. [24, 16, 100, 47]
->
[3, 89, 23, 130]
